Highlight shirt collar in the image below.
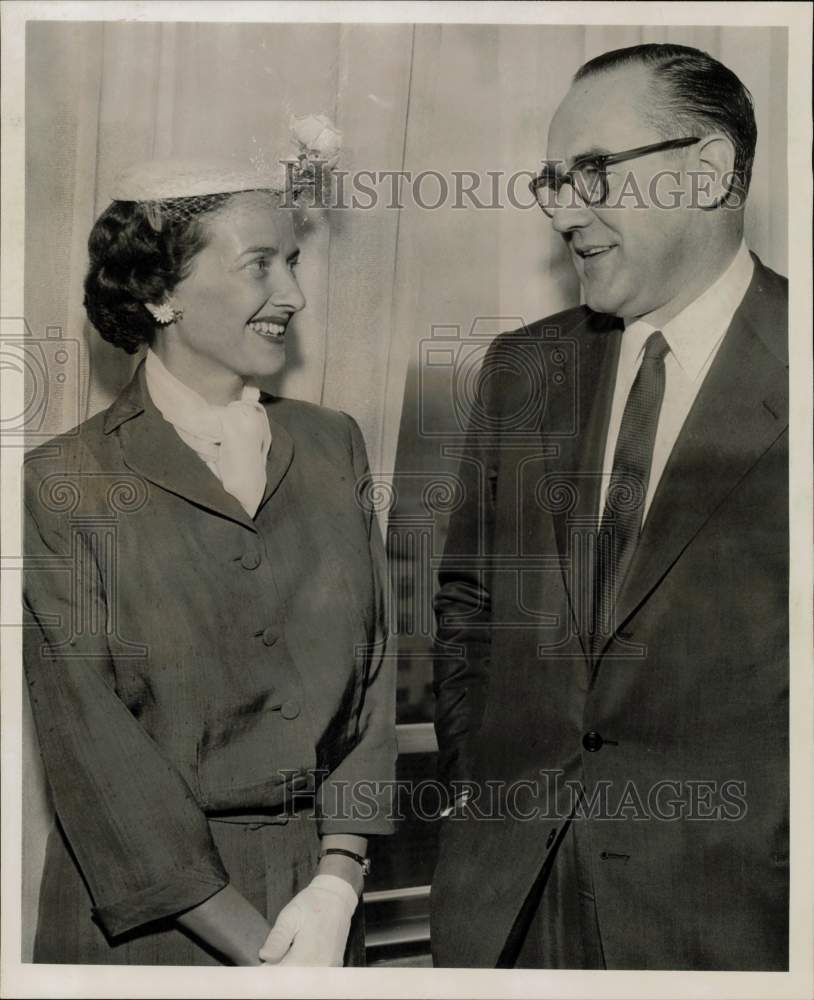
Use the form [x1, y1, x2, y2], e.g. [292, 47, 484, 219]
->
[623, 240, 754, 381]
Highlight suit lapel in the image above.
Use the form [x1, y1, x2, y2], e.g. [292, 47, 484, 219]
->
[107, 362, 295, 532]
[547, 311, 623, 656]
[257, 399, 295, 512]
[601, 263, 788, 648]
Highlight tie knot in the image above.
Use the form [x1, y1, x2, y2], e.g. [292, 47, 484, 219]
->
[643, 330, 670, 364]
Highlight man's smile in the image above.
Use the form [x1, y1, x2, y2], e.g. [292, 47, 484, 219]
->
[573, 243, 617, 259]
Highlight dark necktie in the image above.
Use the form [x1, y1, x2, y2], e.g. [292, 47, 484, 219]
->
[591, 330, 670, 655]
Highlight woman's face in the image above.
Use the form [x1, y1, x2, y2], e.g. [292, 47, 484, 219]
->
[154, 191, 305, 403]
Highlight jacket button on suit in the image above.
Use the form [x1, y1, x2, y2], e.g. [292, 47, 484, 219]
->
[262, 627, 279, 647]
[582, 731, 604, 752]
[281, 699, 301, 720]
[241, 551, 261, 570]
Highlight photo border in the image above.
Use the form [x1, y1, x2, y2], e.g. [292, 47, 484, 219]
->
[2, 3, 811, 998]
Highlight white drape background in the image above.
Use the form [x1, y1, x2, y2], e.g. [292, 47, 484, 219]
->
[23, 21, 787, 957]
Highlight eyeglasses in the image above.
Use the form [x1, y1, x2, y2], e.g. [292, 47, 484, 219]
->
[529, 137, 700, 217]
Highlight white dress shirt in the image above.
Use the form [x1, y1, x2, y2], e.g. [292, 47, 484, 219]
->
[144, 349, 271, 517]
[598, 240, 755, 521]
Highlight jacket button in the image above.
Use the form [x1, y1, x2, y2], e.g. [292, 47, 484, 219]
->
[262, 627, 279, 647]
[582, 731, 604, 752]
[546, 828, 557, 849]
[241, 551, 261, 570]
[281, 699, 301, 720]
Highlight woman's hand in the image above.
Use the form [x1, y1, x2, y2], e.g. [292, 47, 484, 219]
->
[176, 884, 272, 966]
[258, 874, 358, 966]
[259, 834, 366, 966]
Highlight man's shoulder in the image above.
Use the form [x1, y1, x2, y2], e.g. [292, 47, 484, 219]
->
[491, 304, 618, 354]
[504, 304, 594, 338]
[752, 256, 787, 297]
[746, 255, 788, 367]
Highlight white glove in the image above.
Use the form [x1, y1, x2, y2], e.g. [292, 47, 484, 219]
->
[259, 874, 359, 967]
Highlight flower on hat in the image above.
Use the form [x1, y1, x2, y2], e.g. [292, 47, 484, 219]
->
[289, 113, 342, 168]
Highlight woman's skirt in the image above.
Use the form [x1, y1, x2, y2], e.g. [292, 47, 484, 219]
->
[33, 814, 365, 966]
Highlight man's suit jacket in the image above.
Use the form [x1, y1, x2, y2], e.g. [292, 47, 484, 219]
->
[23, 362, 395, 942]
[430, 256, 788, 970]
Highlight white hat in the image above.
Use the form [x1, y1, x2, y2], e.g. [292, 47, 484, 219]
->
[110, 114, 342, 204]
[110, 158, 289, 202]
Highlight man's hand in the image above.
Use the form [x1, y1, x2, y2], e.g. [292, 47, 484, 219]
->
[258, 874, 358, 966]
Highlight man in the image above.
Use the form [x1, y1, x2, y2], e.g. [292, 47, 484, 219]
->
[430, 43, 788, 971]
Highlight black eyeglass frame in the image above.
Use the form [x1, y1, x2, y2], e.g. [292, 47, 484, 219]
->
[530, 136, 701, 216]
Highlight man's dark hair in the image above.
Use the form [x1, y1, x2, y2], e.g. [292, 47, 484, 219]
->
[83, 195, 231, 353]
[575, 43, 757, 199]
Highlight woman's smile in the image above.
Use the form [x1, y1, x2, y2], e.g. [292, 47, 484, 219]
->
[247, 316, 288, 341]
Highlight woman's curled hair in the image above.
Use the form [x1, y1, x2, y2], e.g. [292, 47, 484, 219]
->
[83, 197, 228, 353]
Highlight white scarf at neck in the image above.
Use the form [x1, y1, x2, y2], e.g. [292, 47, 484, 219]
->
[145, 349, 272, 517]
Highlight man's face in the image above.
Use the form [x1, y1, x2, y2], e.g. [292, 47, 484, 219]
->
[546, 66, 701, 320]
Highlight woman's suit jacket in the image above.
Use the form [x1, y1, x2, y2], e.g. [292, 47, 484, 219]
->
[23, 360, 396, 940]
[431, 257, 789, 970]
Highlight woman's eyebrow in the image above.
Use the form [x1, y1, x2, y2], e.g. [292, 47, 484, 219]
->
[238, 244, 280, 257]
[237, 245, 301, 259]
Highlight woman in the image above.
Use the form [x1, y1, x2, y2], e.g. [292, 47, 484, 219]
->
[22, 154, 396, 966]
